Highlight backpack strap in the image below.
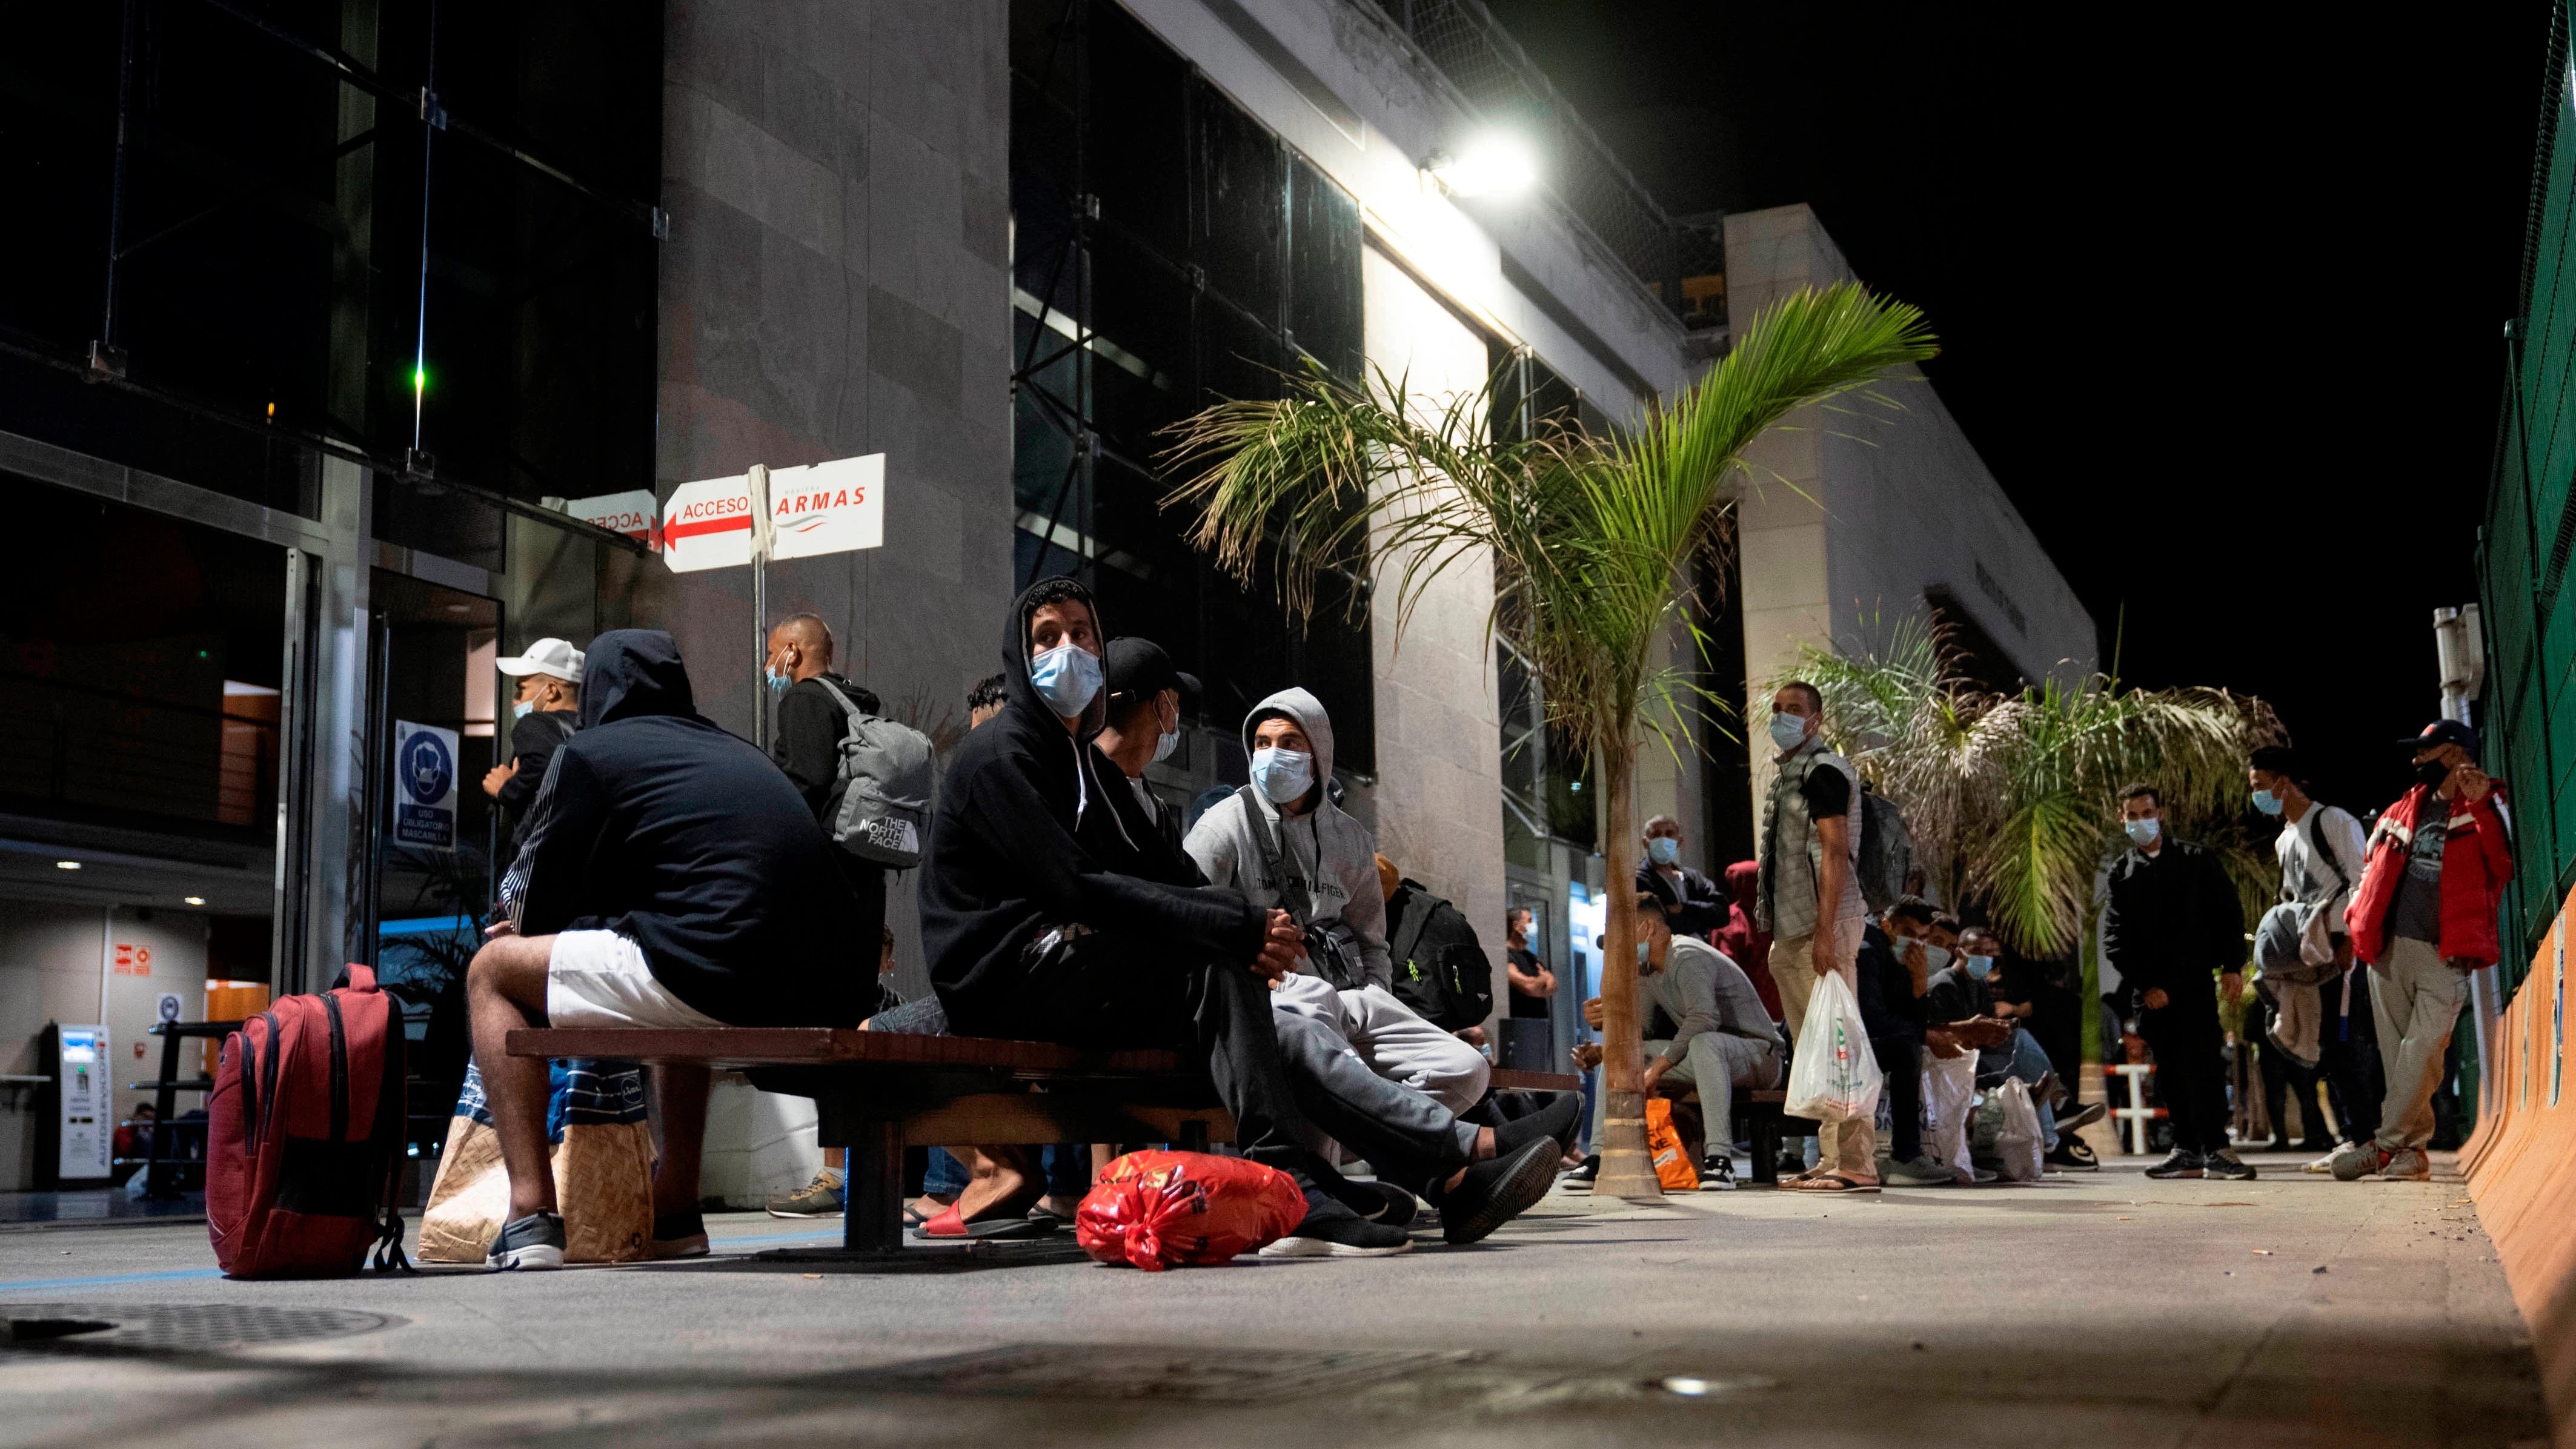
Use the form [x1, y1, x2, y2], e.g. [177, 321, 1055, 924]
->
[812, 676, 865, 721]
[1235, 784, 1316, 926]
[2304, 806, 2351, 897]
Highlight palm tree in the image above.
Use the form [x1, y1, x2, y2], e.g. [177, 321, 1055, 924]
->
[1785, 624, 2281, 976]
[1163, 282, 1939, 1199]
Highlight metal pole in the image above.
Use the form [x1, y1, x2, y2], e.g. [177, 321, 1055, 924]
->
[748, 463, 772, 750]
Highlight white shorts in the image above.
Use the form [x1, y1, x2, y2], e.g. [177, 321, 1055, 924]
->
[545, 930, 728, 1029]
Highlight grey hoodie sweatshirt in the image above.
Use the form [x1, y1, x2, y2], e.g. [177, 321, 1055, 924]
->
[1183, 687, 1393, 992]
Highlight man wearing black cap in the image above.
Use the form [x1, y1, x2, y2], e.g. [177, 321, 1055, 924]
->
[1097, 637, 1197, 857]
[2336, 720, 2514, 1182]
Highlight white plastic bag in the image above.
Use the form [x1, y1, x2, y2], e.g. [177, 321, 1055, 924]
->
[1784, 971, 1883, 1122]
[1923, 1051, 1978, 1180]
[1992, 1078, 2044, 1181]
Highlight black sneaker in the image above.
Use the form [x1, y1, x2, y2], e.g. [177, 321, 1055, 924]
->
[2054, 1102, 2107, 1135]
[2044, 1139, 2099, 1172]
[1359, 1180, 1418, 1225]
[2202, 1150, 2257, 1181]
[1259, 1192, 1413, 1258]
[1698, 1154, 1738, 1191]
[486, 1210, 567, 1272]
[1562, 1154, 1600, 1185]
[1431, 1139, 1559, 1245]
[2144, 1149, 2205, 1179]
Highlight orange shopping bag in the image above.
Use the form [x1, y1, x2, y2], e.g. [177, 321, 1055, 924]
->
[1645, 1097, 1699, 1191]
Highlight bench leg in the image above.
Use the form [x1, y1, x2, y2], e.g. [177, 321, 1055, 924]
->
[1175, 1119, 1209, 1155]
[845, 1119, 904, 1253]
[1751, 1113, 1779, 1185]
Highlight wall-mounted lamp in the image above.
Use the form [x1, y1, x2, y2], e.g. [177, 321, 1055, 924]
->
[1426, 133, 1538, 197]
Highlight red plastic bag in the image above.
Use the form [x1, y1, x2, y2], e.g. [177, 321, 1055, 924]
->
[1074, 1150, 1306, 1271]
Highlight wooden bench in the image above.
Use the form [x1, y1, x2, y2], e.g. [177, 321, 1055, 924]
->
[508, 1027, 1575, 1257]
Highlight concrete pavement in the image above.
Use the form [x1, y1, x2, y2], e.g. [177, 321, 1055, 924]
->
[0, 1148, 2545, 1448]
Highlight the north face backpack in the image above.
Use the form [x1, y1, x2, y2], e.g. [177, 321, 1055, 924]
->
[1854, 781, 1919, 913]
[1386, 881, 1497, 1031]
[206, 964, 411, 1279]
[814, 678, 937, 869]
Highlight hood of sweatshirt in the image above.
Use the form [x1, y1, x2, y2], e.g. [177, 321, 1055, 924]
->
[1240, 686, 1332, 813]
[1002, 577, 1110, 739]
[578, 629, 697, 730]
[1725, 859, 1760, 909]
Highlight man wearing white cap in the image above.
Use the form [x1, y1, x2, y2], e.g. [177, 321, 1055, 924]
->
[485, 637, 584, 854]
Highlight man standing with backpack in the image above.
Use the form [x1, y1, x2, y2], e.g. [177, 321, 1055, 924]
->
[2247, 745, 2378, 1166]
[764, 612, 890, 960]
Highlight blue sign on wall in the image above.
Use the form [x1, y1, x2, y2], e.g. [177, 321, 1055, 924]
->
[393, 720, 460, 849]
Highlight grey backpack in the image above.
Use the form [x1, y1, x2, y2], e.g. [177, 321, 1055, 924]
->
[1854, 781, 1918, 913]
[813, 679, 936, 869]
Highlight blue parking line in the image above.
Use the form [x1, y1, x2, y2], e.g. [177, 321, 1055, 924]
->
[0, 1229, 842, 1294]
[0, 1267, 225, 1293]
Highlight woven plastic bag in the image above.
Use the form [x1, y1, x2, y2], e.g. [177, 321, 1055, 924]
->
[1784, 970, 1883, 1122]
[1644, 1098, 1700, 1191]
[1074, 1150, 1306, 1271]
[419, 1058, 655, 1263]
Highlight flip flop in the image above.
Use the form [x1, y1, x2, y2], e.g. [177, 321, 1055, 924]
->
[1785, 1172, 1879, 1194]
[910, 1202, 1061, 1241]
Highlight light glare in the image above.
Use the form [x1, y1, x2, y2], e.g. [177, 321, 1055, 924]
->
[1430, 134, 1537, 197]
[55, 860, 80, 870]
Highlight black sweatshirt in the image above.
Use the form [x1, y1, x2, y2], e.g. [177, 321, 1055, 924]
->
[496, 709, 577, 850]
[920, 579, 1261, 1033]
[771, 672, 880, 820]
[2102, 837, 2245, 1012]
[503, 629, 866, 1027]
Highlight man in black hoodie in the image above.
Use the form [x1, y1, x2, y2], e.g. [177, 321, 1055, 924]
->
[920, 577, 1415, 1256]
[468, 629, 866, 1270]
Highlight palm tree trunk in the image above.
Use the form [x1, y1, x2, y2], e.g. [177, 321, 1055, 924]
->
[1591, 743, 1664, 1199]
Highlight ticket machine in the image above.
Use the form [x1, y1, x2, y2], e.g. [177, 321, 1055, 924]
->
[50, 1024, 111, 1184]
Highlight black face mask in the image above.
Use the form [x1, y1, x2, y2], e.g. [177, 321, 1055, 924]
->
[2414, 758, 2453, 788]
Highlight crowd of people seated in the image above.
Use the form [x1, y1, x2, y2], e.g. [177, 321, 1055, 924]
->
[451, 598, 2507, 1269]
[461, 577, 1572, 1269]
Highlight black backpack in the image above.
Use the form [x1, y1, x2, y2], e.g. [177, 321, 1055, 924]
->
[1385, 880, 1496, 1030]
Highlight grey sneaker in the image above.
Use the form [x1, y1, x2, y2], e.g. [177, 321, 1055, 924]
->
[1882, 1155, 1955, 1187]
[766, 1171, 846, 1219]
[486, 1210, 567, 1272]
[2331, 1142, 2394, 1182]
[2368, 1147, 2432, 1182]
[2203, 1150, 2257, 1181]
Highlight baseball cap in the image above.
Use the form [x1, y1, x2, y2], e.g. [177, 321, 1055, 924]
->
[496, 637, 584, 684]
[2402, 718, 2480, 757]
[1103, 637, 1200, 704]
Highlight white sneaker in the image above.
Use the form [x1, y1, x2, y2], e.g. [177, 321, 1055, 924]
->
[2301, 1150, 2339, 1175]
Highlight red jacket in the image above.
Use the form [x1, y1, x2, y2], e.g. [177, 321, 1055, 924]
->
[2346, 783, 2512, 968]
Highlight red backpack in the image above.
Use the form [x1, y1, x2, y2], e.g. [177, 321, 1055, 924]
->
[207, 964, 413, 1278]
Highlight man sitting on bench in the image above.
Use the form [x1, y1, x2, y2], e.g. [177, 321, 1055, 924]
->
[467, 629, 868, 1270]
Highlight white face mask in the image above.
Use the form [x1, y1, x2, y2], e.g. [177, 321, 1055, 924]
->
[1029, 642, 1103, 718]
[1152, 729, 1178, 764]
[1251, 746, 1314, 804]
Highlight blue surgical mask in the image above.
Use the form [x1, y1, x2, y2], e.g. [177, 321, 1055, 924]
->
[764, 667, 792, 695]
[1965, 955, 1994, 980]
[2123, 817, 2160, 847]
[1636, 940, 1651, 966]
[1646, 836, 1679, 866]
[1768, 711, 1810, 751]
[2251, 789, 2282, 815]
[1250, 746, 1313, 804]
[1153, 730, 1179, 764]
[512, 700, 535, 720]
[1028, 642, 1102, 718]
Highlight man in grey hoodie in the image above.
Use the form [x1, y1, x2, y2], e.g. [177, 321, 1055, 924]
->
[1186, 688, 1493, 1117]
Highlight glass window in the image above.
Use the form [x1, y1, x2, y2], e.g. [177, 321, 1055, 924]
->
[1289, 157, 1363, 381]
[1190, 75, 1284, 323]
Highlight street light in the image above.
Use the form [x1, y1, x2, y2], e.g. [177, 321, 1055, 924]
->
[1426, 132, 1537, 197]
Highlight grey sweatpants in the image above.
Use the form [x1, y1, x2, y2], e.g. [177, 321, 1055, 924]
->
[1271, 1010, 1478, 1189]
[1593, 1032, 1779, 1149]
[2369, 934, 2468, 1152]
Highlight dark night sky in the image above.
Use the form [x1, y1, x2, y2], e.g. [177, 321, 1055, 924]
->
[1482, 1, 2549, 816]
